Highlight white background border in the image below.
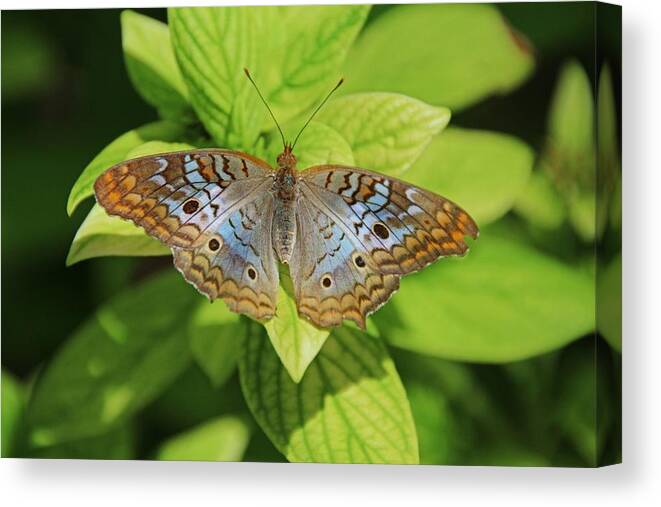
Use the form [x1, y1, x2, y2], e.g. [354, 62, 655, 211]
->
[2, 0, 659, 505]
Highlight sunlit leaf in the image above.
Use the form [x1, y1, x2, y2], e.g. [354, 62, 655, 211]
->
[318, 93, 450, 175]
[66, 204, 169, 266]
[263, 269, 330, 383]
[156, 416, 250, 461]
[343, 3, 534, 110]
[168, 6, 279, 148]
[407, 127, 534, 226]
[26, 272, 197, 446]
[67, 121, 190, 215]
[240, 323, 419, 464]
[121, 10, 193, 121]
[267, 5, 369, 125]
[189, 300, 243, 387]
[376, 229, 595, 362]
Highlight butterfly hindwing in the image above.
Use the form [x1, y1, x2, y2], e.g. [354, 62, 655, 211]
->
[289, 197, 399, 329]
[294, 165, 478, 328]
[172, 192, 280, 320]
[94, 150, 280, 320]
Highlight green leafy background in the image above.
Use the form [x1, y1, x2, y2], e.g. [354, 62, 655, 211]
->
[2, 3, 621, 466]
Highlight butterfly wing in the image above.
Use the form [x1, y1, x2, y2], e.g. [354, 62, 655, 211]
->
[94, 150, 280, 320]
[289, 196, 400, 328]
[291, 165, 478, 328]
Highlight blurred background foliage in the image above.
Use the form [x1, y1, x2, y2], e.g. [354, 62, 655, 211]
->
[2, 3, 620, 466]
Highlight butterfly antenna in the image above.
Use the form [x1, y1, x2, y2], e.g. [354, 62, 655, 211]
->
[244, 68, 286, 149]
[291, 78, 344, 150]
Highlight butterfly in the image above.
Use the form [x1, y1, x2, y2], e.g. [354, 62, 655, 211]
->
[94, 70, 478, 329]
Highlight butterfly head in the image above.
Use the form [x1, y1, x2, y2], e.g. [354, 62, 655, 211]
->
[244, 68, 343, 169]
[276, 143, 297, 171]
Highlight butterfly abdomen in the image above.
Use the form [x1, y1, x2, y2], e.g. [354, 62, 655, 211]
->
[272, 169, 298, 264]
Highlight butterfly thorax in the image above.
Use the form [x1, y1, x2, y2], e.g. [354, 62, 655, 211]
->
[272, 148, 299, 264]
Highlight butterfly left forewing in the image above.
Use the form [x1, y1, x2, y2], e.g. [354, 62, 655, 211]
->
[94, 149, 274, 248]
[94, 149, 280, 321]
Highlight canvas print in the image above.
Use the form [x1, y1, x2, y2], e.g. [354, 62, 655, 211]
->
[1, 2, 621, 466]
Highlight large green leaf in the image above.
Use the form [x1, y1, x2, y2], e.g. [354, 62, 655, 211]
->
[375, 230, 595, 362]
[264, 268, 330, 383]
[597, 255, 621, 352]
[26, 272, 197, 446]
[343, 4, 534, 110]
[67, 121, 190, 216]
[1, 371, 25, 457]
[240, 323, 419, 464]
[407, 127, 534, 226]
[168, 7, 279, 148]
[189, 300, 243, 387]
[156, 416, 250, 462]
[318, 93, 450, 175]
[66, 204, 169, 265]
[121, 10, 193, 121]
[267, 5, 369, 125]
[66, 141, 194, 265]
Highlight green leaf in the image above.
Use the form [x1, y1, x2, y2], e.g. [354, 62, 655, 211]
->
[567, 191, 597, 242]
[264, 268, 330, 383]
[189, 300, 243, 387]
[376, 229, 595, 362]
[541, 60, 597, 242]
[407, 127, 534, 226]
[29, 426, 135, 460]
[67, 121, 190, 215]
[240, 323, 419, 464]
[266, 121, 354, 170]
[1, 371, 25, 457]
[66, 204, 169, 266]
[597, 63, 621, 236]
[121, 10, 193, 121]
[168, 7, 279, 148]
[66, 141, 195, 265]
[553, 349, 597, 466]
[514, 169, 566, 229]
[156, 416, 250, 462]
[405, 382, 456, 465]
[343, 4, 534, 110]
[26, 272, 197, 446]
[597, 255, 621, 352]
[318, 93, 450, 175]
[267, 5, 370, 124]
[547, 60, 595, 184]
